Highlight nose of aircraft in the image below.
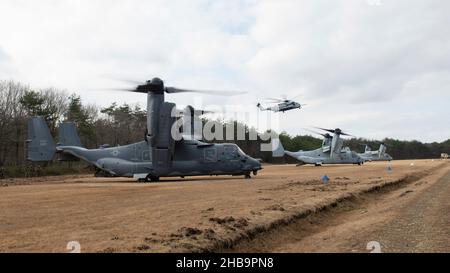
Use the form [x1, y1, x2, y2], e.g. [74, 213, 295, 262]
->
[250, 157, 262, 171]
[244, 156, 262, 172]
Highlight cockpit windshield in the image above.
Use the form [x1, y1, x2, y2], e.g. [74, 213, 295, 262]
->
[236, 146, 246, 156]
[222, 144, 245, 160]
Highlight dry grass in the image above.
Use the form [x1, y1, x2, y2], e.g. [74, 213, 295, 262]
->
[0, 159, 445, 253]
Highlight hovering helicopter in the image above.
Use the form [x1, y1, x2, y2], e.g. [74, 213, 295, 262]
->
[272, 127, 364, 166]
[256, 95, 304, 113]
[358, 142, 393, 162]
[26, 78, 262, 182]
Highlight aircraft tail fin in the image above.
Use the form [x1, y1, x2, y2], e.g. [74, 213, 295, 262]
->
[378, 144, 387, 157]
[272, 138, 285, 157]
[58, 122, 82, 147]
[26, 117, 56, 162]
[57, 122, 82, 161]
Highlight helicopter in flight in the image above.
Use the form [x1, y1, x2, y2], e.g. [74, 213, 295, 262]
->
[358, 142, 393, 162]
[272, 127, 364, 166]
[26, 78, 262, 182]
[256, 95, 304, 113]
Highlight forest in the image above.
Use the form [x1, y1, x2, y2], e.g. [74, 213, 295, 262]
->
[1, 80, 449, 177]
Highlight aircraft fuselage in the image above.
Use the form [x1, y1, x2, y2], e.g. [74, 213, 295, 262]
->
[58, 140, 262, 178]
[285, 148, 363, 165]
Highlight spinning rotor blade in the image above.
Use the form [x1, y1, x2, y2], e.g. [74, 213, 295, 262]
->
[314, 127, 356, 137]
[113, 78, 144, 85]
[175, 106, 216, 117]
[105, 87, 140, 92]
[104, 77, 246, 96]
[105, 76, 148, 87]
[304, 128, 332, 138]
[340, 132, 355, 137]
[198, 110, 215, 115]
[314, 127, 336, 134]
[290, 93, 303, 100]
[264, 98, 284, 103]
[165, 87, 246, 96]
[184, 110, 215, 116]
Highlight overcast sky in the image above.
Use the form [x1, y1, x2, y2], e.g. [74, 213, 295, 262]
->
[1, 0, 449, 142]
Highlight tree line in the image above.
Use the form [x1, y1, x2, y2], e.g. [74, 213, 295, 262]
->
[0, 80, 147, 168]
[1, 79, 449, 171]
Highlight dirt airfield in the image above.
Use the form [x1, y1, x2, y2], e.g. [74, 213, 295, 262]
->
[1, 160, 449, 253]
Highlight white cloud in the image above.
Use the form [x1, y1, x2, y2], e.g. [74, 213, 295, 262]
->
[0, 0, 449, 142]
[0, 46, 15, 77]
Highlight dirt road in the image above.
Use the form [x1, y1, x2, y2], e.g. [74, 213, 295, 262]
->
[369, 170, 450, 252]
[0, 160, 448, 253]
[233, 161, 450, 253]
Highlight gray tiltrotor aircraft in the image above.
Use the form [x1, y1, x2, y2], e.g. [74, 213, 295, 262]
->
[272, 128, 364, 166]
[26, 78, 262, 182]
[358, 143, 393, 162]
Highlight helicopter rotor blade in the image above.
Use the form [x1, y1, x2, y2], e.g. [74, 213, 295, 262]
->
[165, 87, 246, 96]
[289, 93, 303, 101]
[340, 132, 356, 137]
[303, 128, 329, 138]
[118, 79, 143, 85]
[314, 127, 356, 138]
[175, 105, 216, 117]
[314, 127, 336, 134]
[106, 76, 145, 86]
[264, 98, 284, 103]
[103, 87, 142, 92]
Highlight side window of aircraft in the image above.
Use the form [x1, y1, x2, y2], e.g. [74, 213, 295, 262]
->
[204, 148, 217, 162]
[223, 145, 238, 160]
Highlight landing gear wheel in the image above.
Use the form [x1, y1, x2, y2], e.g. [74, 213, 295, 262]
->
[142, 175, 159, 183]
[149, 176, 160, 182]
[245, 173, 251, 179]
[252, 170, 258, 176]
